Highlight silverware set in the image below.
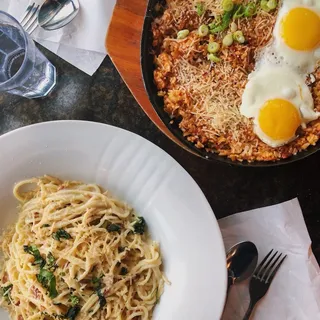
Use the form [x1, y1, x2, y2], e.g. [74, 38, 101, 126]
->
[225, 243, 287, 320]
[19, 0, 80, 35]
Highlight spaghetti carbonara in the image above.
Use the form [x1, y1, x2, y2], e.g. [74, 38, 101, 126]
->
[0, 176, 166, 320]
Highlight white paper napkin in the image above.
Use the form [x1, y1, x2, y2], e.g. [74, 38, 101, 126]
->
[0, 0, 117, 75]
[219, 198, 320, 320]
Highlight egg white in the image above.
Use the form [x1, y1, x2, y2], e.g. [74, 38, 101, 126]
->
[259, 0, 320, 74]
[240, 65, 319, 147]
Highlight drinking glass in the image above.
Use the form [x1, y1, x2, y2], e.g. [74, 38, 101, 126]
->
[0, 11, 56, 98]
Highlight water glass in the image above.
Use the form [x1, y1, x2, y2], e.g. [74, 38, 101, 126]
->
[0, 11, 56, 98]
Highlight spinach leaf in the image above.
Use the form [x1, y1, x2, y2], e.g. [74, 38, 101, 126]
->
[132, 216, 146, 235]
[65, 305, 80, 320]
[23, 245, 46, 268]
[92, 276, 107, 309]
[118, 246, 126, 253]
[36, 269, 58, 298]
[97, 291, 106, 308]
[1, 284, 13, 304]
[47, 252, 57, 272]
[120, 267, 128, 276]
[52, 229, 72, 241]
[92, 276, 103, 290]
[106, 224, 121, 233]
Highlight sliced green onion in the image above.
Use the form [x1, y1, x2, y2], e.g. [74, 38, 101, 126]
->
[244, 3, 257, 17]
[207, 42, 220, 53]
[195, 2, 205, 16]
[222, 0, 234, 12]
[207, 54, 221, 63]
[261, 0, 270, 12]
[198, 24, 209, 37]
[230, 22, 237, 32]
[267, 0, 277, 10]
[177, 29, 190, 40]
[222, 33, 234, 46]
[233, 5, 245, 18]
[233, 30, 245, 43]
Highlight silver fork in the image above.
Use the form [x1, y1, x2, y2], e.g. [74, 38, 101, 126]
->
[243, 249, 287, 320]
[20, 2, 40, 35]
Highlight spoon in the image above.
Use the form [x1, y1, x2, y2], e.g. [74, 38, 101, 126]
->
[38, 0, 80, 31]
[226, 241, 258, 294]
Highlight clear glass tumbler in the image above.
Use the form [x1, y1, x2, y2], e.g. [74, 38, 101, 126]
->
[0, 11, 56, 98]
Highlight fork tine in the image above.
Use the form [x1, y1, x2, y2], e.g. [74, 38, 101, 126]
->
[27, 20, 39, 35]
[266, 254, 287, 283]
[261, 252, 282, 281]
[25, 6, 40, 34]
[253, 249, 273, 276]
[20, 3, 35, 26]
[24, 5, 40, 31]
[258, 250, 278, 278]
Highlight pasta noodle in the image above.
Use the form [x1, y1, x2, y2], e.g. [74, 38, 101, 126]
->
[0, 176, 166, 320]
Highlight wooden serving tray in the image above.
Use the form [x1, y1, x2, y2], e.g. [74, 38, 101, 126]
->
[106, 0, 195, 153]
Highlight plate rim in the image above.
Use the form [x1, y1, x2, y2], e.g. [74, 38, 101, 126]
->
[0, 120, 227, 319]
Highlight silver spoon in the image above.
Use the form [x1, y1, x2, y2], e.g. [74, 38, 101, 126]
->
[226, 241, 258, 294]
[38, 0, 80, 31]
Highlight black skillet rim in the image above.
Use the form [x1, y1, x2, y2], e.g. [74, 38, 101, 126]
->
[140, 0, 320, 167]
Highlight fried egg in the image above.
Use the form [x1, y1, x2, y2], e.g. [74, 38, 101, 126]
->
[240, 66, 319, 147]
[261, 0, 320, 73]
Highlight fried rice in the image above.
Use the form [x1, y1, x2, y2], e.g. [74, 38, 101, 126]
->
[151, 0, 320, 162]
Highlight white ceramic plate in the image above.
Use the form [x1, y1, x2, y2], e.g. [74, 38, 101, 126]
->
[0, 121, 226, 320]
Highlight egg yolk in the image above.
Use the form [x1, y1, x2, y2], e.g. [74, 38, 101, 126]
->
[281, 7, 320, 51]
[258, 99, 301, 141]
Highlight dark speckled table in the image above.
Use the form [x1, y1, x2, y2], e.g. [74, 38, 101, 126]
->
[1, 46, 320, 261]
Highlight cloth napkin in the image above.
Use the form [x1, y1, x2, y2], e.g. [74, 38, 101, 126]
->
[0, 0, 117, 75]
[219, 198, 320, 320]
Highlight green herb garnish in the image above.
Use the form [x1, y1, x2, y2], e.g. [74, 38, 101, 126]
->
[232, 4, 245, 18]
[244, 3, 257, 17]
[36, 269, 58, 299]
[1, 284, 13, 304]
[97, 290, 106, 309]
[24, 246, 59, 299]
[106, 224, 121, 233]
[222, 0, 234, 12]
[23, 245, 46, 268]
[195, 2, 205, 16]
[69, 295, 80, 307]
[209, 10, 234, 33]
[209, 2, 259, 34]
[120, 267, 128, 276]
[47, 252, 57, 272]
[52, 229, 72, 241]
[65, 305, 80, 320]
[132, 216, 146, 235]
[92, 276, 107, 309]
[92, 276, 103, 290]
[261, 0, 277, 12]
[118, 246, 126, 253]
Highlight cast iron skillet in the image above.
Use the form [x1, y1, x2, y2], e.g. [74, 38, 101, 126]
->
[140, 0, 320, 167]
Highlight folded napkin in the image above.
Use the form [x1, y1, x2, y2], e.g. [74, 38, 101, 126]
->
[219, 198, 320, 320]
[0, 0, 117, 75]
